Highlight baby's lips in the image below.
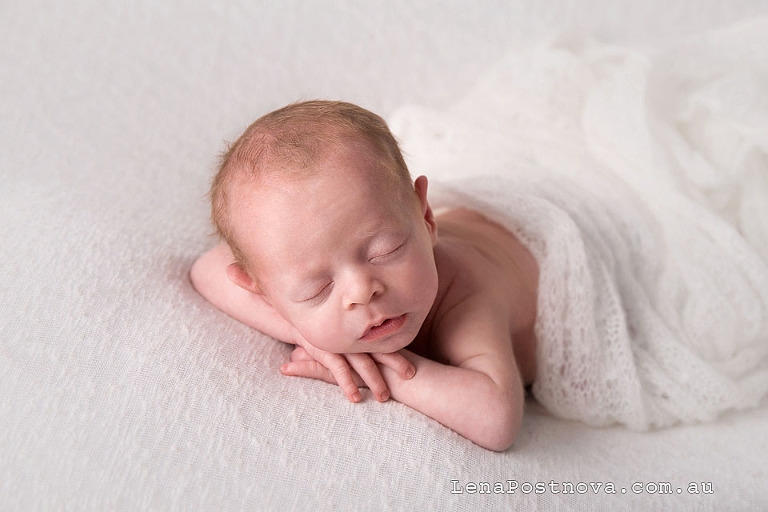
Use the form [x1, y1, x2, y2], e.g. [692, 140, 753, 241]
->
[359, 314, 407, 342]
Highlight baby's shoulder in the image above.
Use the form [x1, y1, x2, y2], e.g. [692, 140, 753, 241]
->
[428, 240, 515, 352]
[433, 207, 536, 303]
[427, 209, 538, 377]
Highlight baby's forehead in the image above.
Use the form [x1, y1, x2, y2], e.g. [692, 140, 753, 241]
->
[231, 168, 406, 217]
[225, 134, 413, 232]
[232, 137, 392, 188]
[229, 158, 412, 229]
[231, 170, 414, 277]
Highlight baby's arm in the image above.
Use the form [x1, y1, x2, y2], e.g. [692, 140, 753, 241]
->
[190, 244, 415, 402]
[383, 303, 524, 451]
[190, 244, 296, 341]
[284, 301, 524, 451]
[380, 351, 523, 451]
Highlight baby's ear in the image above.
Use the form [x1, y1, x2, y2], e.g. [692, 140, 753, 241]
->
[414, 175, 438, 244]
[226, 263, 262, 294]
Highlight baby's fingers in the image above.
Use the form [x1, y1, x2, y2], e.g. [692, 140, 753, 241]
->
[371, 351, 416, 380]
[326, 358, 363, 403]
[289, 346, 312, 362]
[346, 353, 390, 403]
[281, 359, 335, 384]
[294, 343, 363, 403]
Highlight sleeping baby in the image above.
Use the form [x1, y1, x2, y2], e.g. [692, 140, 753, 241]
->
[190, 100, 539, 451]
[192, 100, 768, 451]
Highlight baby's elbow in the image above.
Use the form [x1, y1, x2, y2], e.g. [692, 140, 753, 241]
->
[189, 256, 207, 295]
[473, 391, 523, 452]
[189, 249, 221, 297]
[480, 411, 521, 452]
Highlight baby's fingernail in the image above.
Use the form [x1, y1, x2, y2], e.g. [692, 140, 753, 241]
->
[380, 390, 390, 402]
[351, 391, 361, 403]
[280, 364, 290, 374]
[405, 366, 416, 379]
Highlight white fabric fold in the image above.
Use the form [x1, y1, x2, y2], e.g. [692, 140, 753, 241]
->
[390, 19, 768, 429]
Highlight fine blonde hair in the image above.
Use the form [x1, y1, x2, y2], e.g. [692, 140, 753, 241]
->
[210, 100, 413, 270]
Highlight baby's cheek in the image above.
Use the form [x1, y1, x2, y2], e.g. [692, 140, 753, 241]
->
[303, 322, 344, 352]
[408, 254, 437, 293]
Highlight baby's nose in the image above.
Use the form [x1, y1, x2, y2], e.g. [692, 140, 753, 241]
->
[344, 273, 383, 308]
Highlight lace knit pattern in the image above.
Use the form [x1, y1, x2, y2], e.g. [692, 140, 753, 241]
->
[390, 20, 768, 428]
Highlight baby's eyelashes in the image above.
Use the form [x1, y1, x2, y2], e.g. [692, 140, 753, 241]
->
[299, 282, 333, 304]
[369, 240, 407, 264]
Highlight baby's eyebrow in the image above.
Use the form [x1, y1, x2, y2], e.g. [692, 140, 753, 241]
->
[363, 223, 406, 240]
[293, 267, 328, 285]
[361, 227, 388, 239]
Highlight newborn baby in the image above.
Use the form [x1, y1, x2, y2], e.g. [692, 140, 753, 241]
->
[190, 100, 539, 451]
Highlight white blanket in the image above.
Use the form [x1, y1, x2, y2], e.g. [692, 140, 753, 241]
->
[391, 19, 768, 429]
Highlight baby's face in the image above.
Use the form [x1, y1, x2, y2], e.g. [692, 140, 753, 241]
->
[231, 144, 439, 354]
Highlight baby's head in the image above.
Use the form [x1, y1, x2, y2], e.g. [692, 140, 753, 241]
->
[210, 100, 439, 354]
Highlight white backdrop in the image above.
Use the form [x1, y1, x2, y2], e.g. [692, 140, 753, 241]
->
[2, 2, 767, 510]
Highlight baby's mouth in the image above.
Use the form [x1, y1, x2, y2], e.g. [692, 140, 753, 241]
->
[360, 314, 407, 342]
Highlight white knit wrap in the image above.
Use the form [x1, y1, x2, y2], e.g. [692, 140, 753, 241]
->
[390, 19, 768, 429]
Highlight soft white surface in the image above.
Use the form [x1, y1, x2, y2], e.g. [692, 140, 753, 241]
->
[392, 21, 768, 430]
[2, 2, 767, 511]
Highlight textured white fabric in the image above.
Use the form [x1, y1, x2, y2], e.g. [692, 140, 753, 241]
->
[2, 2, 768, 511]
[391, 20, 768, 430]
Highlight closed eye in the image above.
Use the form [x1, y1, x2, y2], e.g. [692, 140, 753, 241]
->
[301, 282, 333, 303]
[370, 241, 406, 264]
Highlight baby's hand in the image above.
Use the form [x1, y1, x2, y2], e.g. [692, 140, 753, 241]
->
[280, 344, 415, 403]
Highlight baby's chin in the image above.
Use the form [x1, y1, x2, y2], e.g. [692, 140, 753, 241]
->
[360, 337, 412, 354]
[307, 336, 406, 354]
